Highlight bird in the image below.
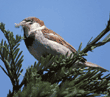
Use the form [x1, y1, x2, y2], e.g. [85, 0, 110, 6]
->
[15, 17, 107, 72]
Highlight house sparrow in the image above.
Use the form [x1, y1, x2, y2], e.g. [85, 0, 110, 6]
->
[15, 17, 107, 72]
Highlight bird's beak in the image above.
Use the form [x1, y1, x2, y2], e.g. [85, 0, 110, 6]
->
[15, 21, 25, 28]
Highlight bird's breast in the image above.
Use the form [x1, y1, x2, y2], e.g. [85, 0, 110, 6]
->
[24, 32, 73, 60]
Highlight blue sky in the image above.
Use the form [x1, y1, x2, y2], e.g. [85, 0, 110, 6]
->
[0, 0, 110, 96]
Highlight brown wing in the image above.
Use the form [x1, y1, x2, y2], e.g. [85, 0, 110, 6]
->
[41, 28, 76, 53]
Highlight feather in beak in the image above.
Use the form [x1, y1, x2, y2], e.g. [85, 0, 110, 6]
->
[15, 21, 25, 28]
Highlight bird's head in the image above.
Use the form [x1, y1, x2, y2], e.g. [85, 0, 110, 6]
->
[15, 17, 46, 38]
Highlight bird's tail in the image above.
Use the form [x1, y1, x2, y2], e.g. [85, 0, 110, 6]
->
[84, 61, 107, 72]
[73, 61, 107, 72]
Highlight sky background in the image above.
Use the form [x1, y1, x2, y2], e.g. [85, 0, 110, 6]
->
[0, 0, 110, 97]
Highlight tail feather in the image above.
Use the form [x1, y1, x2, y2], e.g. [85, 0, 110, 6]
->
[85, 61, 107, 72]
[73, 61, 107, 72]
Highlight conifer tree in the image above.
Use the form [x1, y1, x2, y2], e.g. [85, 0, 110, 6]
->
[0, 18, 110, 97]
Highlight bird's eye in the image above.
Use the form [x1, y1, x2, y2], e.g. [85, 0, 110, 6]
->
[25, 20, 31, 22]
[25, 19, 33, 24]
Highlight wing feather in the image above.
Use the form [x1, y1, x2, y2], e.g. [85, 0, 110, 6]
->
[42, 28, 76, 53]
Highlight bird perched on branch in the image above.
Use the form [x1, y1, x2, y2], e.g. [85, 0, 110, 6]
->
[15, 17, 107, 72]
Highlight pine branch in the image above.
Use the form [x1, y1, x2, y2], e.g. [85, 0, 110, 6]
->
[0, 23, 24, 96]
[0, 17, 110, 97]
[80, 19, 110, 54]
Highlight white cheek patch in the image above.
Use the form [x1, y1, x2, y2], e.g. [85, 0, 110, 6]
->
[30, 22, 46, 32]
[23, 22, 45, 38]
